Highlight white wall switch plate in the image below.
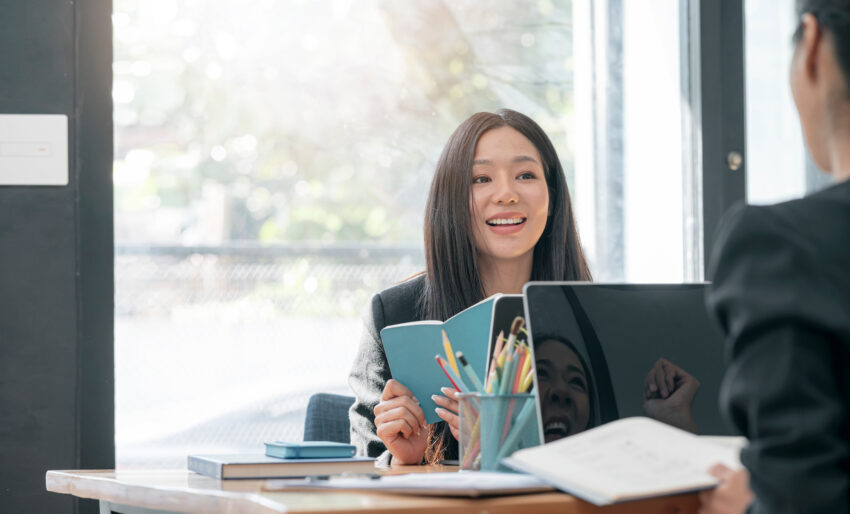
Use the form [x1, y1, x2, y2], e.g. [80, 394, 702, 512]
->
[0, 114, 69, 186]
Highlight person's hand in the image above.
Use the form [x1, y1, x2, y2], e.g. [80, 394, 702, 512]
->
[698, 464, 753, 514]
[374, 379, 428, 465]
[433, 387, 460, 440]
[642, 357, 700, 433]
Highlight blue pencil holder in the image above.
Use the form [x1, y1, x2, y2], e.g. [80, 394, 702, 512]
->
[457, 393, 540, 471]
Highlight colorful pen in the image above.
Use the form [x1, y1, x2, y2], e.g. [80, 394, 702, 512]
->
[442, 330, 461, 377]
[511, 347, 527, 393]
[456, 351, 484, 392]
[434, 355, 464, 392]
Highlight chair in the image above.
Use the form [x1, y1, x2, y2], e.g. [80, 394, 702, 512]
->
[303, 393, 356, 443]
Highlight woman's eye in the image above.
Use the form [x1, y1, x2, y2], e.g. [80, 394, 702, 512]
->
[472, 176, 491, 184]
[570, 378, 587, 392]
[517, 171, 537, 180]
[537, 368, 549, 381]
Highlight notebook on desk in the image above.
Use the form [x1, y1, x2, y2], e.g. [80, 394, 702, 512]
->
[187, 453, 376, 479]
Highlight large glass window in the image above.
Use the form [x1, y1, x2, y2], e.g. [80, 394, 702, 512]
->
[745, 0, 835, 205]
[114, 0, 700, 468]
[572, 0, 698, 282]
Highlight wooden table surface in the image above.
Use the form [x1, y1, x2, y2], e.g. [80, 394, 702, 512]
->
[46, 467, 700, 514]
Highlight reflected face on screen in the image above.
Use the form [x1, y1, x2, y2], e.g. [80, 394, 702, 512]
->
[535, 339, 590, 442]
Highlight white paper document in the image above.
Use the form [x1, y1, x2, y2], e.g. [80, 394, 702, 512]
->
[264, 471, 554, 497]
[502, 417, 743, 505]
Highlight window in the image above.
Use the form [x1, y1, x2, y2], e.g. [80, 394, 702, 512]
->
[114, 0, 701, 467]
[745, 0, 835, 205]
[572, 0, 699, 282]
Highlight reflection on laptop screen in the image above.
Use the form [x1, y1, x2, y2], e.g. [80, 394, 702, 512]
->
[523, 282, 730, 444]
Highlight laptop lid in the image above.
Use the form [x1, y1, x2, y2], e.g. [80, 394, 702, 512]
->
[522, 282, 730, 445]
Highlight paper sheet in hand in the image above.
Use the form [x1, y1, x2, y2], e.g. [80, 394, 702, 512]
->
[264, 471, 554, 497]
[502, 417, 743, 506]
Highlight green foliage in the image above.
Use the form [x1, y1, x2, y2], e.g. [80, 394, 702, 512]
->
[114, 0, 575, 245]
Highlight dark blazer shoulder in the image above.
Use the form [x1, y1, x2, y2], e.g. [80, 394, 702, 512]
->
[708, 180, 850, 344]
[372, 274, 427, 330]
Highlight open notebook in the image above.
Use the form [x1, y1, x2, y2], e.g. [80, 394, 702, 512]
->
[502, 417, 743, 506]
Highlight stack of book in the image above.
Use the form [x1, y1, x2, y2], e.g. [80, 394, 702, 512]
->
[188, 441, 375, 479]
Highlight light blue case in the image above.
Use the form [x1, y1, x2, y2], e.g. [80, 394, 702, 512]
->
[264, 441, 357, 459]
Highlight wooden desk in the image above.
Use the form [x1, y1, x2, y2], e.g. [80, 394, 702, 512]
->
[46, 468, 699, 514]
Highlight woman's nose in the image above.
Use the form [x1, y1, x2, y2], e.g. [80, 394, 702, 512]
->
[493, 176, 518, 204]
[547, 381, 572, 405]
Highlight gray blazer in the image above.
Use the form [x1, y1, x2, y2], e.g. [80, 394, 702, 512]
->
[348, 274, 428, 464]
[708, 178, 850, 513]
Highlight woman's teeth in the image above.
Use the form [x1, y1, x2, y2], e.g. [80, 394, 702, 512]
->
[487, 218, 525, 226]
[545, 421, 568, 436]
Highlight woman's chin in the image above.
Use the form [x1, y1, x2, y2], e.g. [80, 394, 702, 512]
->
[543, 432, 567, 444]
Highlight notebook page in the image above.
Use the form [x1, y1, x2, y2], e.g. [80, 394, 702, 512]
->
[504, 417, 741, 504]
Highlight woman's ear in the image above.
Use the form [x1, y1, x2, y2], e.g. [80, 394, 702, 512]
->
[799, 13, 823, 83]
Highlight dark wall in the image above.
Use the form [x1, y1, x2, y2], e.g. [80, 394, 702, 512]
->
[0, 1, 113, 513]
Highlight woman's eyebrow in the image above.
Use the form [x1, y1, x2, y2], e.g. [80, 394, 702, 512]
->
[512, 155, 539, 165]
[473, 155, 540, 166]
[566, 364, 586, 377]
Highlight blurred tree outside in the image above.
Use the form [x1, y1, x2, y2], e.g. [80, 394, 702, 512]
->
[114, 0, 575, 248]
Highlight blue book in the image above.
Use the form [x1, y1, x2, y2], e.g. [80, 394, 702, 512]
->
[381, 294, 523, 424]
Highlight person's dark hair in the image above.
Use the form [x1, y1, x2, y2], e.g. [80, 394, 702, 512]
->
[421, 109, 591, 321]
[534, 334, 596, 432]
[419, 109, 591, 463]
[795, 0, 850, 91]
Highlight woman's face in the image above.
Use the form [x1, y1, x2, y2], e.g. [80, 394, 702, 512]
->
[469, 126, 550, 266]
[535, 339, 591, 443]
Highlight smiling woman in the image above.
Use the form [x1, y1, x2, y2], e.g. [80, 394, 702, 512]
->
[349, 109, 592, 467]
[534, 336, 593, 443]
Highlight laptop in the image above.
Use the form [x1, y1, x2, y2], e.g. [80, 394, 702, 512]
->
[522, 282, 730, 445]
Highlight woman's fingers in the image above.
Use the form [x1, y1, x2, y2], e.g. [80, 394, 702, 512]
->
[434, 387, 459, 412]
[644, 364, 658, 394]
[433, 389, 460, 439]
[435, 407, 460, 439]
[373, 395, 427, 428]
[708, 463, 733, 480]
[375, 406, 424, 437]
[381, 378, 415, 401]
[653, 363, 669, 398]
[376, 418, 417, 440]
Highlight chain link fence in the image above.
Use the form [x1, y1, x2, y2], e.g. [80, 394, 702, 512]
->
[115, 244, 425, 469]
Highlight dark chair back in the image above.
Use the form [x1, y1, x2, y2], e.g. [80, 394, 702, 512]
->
[303, 393, 355, 443]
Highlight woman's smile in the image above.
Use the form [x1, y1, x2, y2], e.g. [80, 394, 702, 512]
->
[486, 212, 528, 234]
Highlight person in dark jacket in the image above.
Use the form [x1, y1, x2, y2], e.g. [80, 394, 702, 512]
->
[700, 1, 850, 512]
[348, 109, 592, 465]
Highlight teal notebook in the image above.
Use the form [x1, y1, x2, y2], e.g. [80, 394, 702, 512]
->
[381, 294, 523, 424]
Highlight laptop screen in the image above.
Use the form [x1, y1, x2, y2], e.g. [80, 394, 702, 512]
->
[523, 282, 730, 444]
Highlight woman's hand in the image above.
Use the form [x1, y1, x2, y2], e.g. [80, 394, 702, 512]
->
[698, 464, 753, 514]
[642, 357, 700, 433]
[433, 387, 460, 440]
[373, 379, 428, 465]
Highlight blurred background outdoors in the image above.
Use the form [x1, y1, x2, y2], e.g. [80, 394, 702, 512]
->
[114, 0, 817, 468]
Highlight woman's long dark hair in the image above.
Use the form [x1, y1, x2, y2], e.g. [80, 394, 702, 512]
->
[419, 109, 591, 463]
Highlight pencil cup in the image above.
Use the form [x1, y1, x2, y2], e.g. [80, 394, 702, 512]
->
[457, 393, 540, 471]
